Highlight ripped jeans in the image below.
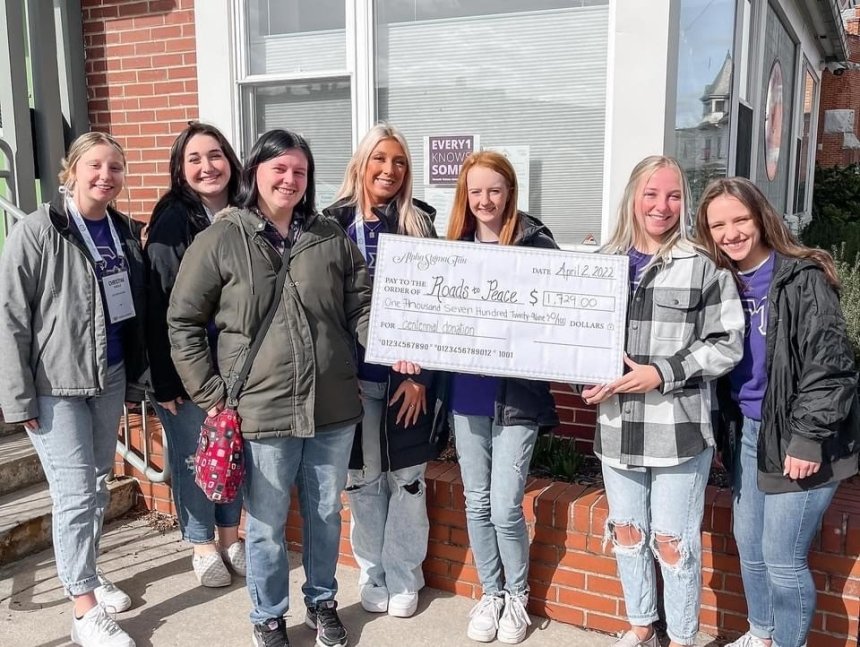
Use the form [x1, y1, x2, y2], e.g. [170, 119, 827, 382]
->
[601, 447, 713, 645]
[347, 380, 429, 595]
[453, 413, 539, 596]
[152, 398, 243, 543]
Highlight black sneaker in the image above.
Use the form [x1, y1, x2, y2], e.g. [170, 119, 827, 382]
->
[253, 617, 290, 647]
[304, 600, 348, 647]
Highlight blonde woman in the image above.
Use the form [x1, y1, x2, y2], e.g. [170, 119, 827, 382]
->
[582, 156, 744, 647]
[0, 132, 147, 647]
[324, 124, 447, 619]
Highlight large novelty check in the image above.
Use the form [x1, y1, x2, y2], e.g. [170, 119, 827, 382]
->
[364, 235, 630, 384]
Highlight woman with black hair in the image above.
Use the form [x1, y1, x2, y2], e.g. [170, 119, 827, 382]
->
[145, 122, 245, 588]
[167, 129, 372, 647]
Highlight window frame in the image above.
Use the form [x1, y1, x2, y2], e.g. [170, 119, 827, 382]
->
[231, 0, 377, 158]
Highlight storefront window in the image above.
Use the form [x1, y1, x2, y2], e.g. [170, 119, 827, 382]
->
[755, 4, 796, 214]
[240, 80, 352, 207]
[239, 1, 351, 205]
[671, 0, 736, 202]
[245, 0, 345, 75]
[375, 1, 610, 246]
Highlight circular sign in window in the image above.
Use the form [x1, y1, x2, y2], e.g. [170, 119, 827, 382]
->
[764, 60, 784, 181]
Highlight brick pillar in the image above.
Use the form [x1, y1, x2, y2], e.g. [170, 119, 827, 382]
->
[82, 0, 199, 221]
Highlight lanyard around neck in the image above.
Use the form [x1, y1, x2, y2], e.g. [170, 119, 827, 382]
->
[66, 196, 126, 263]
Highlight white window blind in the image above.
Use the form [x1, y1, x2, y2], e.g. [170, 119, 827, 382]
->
[377, 5, 609, 246]
[243, 80, 352, 209]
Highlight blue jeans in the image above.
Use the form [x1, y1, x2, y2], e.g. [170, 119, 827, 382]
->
[151, 398, 243, 543]
[452, 413, 539, 596]
[732, 417, 837, 647]
[601, 447, 712, 646]
[27, 363, 126, 597]
[243, 424, 355, 624]
[347, 380, 428, 594]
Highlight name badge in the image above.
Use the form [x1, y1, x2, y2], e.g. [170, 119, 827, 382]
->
[102, 271, 136, 323]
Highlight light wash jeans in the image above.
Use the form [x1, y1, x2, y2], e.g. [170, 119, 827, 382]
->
[452, 413, 539, 596]
[732, 417, 837, 647]
[27, 362, 126, 597]
[151, 398, 243, 543]
[601, 447, 713, 646]
[243, 424, 354, 624]
[346, 380, 428, 595]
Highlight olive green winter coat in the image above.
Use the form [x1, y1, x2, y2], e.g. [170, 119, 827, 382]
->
[167, 207, 372, 438]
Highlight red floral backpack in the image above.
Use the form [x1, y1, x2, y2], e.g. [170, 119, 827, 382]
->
[193, 246, 290, 503]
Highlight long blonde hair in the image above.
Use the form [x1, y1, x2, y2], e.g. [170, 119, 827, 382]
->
[695, 176, 840, 288]
[446, 151, 520, 246]
[603, 155, 693, 261]
[334, 123, 430, 237]
[58, 131, 127, 194]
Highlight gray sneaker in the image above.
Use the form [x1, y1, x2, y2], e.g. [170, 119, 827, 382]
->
[613, 629, 658, 647]
[725, 633, 770, 647]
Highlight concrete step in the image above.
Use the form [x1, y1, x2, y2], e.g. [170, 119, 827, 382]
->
[0, 431, 44, 497]
[0, 476, 137, 566]
[0, 420, 24, 437]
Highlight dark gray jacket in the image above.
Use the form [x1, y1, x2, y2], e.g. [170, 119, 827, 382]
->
[0, 196, 147, 422]
[168, 206, 372, 439]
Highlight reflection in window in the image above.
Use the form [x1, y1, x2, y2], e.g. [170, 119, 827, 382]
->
[671, 0, 736, 202]
[793, 68, 817, 214]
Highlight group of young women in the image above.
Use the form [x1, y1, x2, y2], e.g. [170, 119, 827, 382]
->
[0, 120, 856, 647]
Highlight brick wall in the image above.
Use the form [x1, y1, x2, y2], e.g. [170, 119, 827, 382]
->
[83, 0, 199, 222]
[550, 384, 598, 449]
[122, 400, 859, 645]
[817, 9, 860, 168]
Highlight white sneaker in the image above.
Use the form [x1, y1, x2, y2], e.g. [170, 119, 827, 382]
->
[725, 633, 771, 647]
[71, 604, 136, 647]
[613, 629, 658, 647]
[221, 540, 247, 576]
[359, 584, 389, 613]
[192, 550, 231, 587]
[94, 570, 132, 613]
[497, 592, 531, 644]
[467, 594, 505, 642]
[388, 591, 419, 618]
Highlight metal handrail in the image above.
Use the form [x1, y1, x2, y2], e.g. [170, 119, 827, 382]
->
[0, 193, 26, 222]
[119, 398, 171, 484]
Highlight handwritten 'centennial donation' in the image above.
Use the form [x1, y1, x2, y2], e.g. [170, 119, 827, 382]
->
[365, 235, 629, 384]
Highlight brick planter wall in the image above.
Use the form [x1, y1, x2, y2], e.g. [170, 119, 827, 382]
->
[120, 411, 860, 646]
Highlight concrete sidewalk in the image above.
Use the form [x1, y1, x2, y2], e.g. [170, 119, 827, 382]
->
[0, 515, 620, 647]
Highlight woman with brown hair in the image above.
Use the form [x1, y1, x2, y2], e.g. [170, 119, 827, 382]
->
[696, 176, 859, 647]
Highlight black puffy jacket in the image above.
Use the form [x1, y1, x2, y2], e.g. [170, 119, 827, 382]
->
[456, 212, 560, 432]
[717, 254, 859, 493]
[144, 195, 212, 402]
[323, 197, 449, 472]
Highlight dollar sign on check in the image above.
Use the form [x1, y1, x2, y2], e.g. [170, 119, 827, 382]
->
[529, 289, 538, 306]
